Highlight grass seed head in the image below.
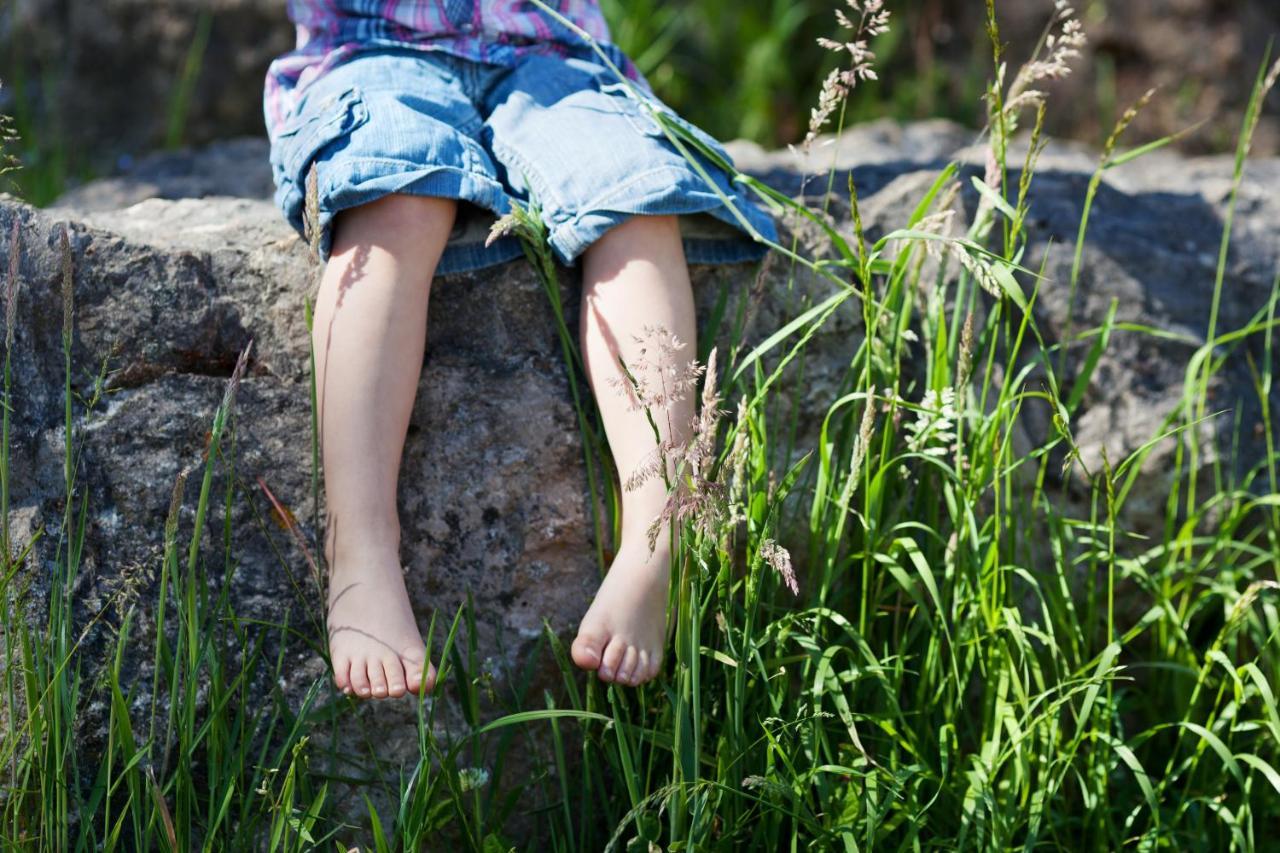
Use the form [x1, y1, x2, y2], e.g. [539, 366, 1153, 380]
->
[1006, 5, 1087, 111]
[216, 340, 254, 426]
[760, 537, 798, 596]
[164, 464, 194, 547]
[804, 0, 892, 150]
[850, 387, 876, 481]
[486, 211, 520, 247]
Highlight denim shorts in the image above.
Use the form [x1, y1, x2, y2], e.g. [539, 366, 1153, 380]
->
[266, 44, 780, 275]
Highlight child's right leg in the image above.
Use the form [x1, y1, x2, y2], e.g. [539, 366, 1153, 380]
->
[312, 192, 457, 699]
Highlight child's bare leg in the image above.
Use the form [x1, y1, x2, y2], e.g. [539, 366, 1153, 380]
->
[313, 193, 456, 699]
[572, 213, 695, 686]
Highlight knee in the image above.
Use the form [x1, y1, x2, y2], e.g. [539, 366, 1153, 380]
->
[613, 213, 680, 238]
[588, 213, 682, 258]
[360, 192, 457, 232]
[332, 193, 458, 252]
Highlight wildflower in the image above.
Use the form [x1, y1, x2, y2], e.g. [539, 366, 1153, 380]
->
[983, 146, 1003, 192]
[759, 537, 798, 596]
[725, 396, 751, 526]
[955, 248, 1005, 300]
[613, 328, 743, 554]
[905, 387, 958, 458]
[903, 182, 1001, 297]
[957, 310, 975, 390]
[486, 211, 520, 247]
[913, 208, 957, 242]
[457, 767, 491, 792]
[164, 465, 193, 547]
[1240, 58, 1280, 159]
[892, 190, 1006, 301]
[804, 1, 892, 150]
[110, 559, 155, 623]
[642, 346, 727, 553]
[608, 323, 705, 414]
[688, 345, 722, 487]
[742, 773, 793, 800]
[849, 387, 876, 482]
[1004, 5, 1087, 114]
[1222, 580, 1280, 638]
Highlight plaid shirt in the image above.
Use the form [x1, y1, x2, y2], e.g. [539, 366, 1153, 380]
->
[264, 0, 648, 138]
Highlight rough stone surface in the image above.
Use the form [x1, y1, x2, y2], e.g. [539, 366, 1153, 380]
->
[4, 119, 1280, 829]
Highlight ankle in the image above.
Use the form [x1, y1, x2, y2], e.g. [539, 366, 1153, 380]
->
[323, 515, 402, 566]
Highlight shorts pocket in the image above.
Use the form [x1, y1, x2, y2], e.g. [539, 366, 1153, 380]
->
[270, 84, 371, 188]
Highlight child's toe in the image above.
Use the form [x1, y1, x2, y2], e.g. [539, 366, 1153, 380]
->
[405, 646, 436, 695]
[404, 658, 426, 694]
[383, 654, 407, 697]
[332, 656, 352, 692]
[633, 650, 651, 685]
[599, 638, 627, 682]
[368, 661, 390, 697]
[349, 662, 372, 697]
[617, 646, 639, 685]
[572, 631, 607, 671]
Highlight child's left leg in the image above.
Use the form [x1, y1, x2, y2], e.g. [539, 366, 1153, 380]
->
[572, 213, 696, 686]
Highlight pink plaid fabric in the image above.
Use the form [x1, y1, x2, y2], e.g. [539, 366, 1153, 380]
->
[264, 0, 648, 138]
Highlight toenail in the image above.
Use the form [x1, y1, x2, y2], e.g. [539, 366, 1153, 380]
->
[600, 667, 612, 679]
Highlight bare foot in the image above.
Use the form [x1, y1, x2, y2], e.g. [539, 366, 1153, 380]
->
[326, 541, 435, 699]
[571, 537, 672, 686]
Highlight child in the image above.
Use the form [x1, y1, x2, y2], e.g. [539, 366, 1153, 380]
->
[264, 0, 779, 699]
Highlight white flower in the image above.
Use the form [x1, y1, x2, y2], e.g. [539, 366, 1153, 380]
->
[458, 767, 490, 792]
[905, 387, 957, 458]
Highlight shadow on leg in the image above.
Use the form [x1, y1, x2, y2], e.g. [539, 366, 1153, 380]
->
[312, 192, 457, 699]
[571, 213, 695, 686]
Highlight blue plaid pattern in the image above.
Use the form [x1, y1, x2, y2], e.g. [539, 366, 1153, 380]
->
[265, 0, 648, 135]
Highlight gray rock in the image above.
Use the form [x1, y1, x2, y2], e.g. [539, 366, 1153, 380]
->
[49, 138, 277, 213]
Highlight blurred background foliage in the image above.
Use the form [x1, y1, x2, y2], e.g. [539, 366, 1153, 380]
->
[600, 0, 984, 148]
[601, 0, 1280, 154]
[0, 0, 1278, 206]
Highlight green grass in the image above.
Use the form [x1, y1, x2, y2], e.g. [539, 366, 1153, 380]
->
[1, 4, 1279, 851]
